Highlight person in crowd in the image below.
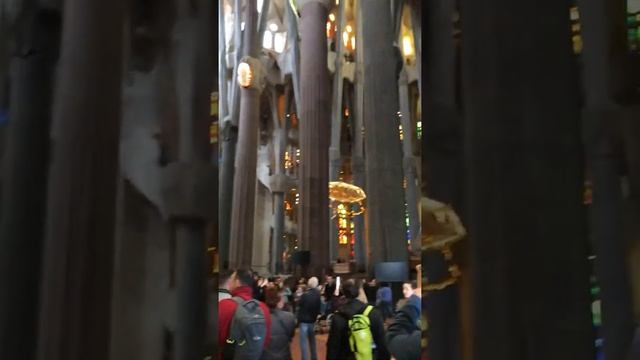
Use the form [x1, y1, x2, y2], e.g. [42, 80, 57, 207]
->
[386, 296, 421, 360]
[358, 282, 369, 304]
[363, 278, 378, 305]
[219, 269, 272, 359]
[218, 269, 233, 301]
[376, 282, 394, 319]
[294, 282, 306, 312]
[396, 281, 417, 310]
[255, 276, 269, 302]
[298, 277, 322, 360]
[252, 272, 260, 297]
[324, 275, 337, 315]
[282, 279, 293, 312]
[327, 279, 390, 360]
[274, 276, 283, 290]
[261, 286, 296, 360]
[629, 324, 640, 359]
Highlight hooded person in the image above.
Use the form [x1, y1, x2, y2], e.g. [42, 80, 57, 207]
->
[327, 279, 390, 360]
[385, 296, 421, 360]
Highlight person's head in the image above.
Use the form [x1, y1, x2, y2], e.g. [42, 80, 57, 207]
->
[308, 277, 319, 289]
[264, 286, 284, 309]
[370, 278, 377, 286]
[403, 281, 417, 299]
[219, 269, 234, 290]
[341, 279, 362, 300]
[229, 268, 254, 292]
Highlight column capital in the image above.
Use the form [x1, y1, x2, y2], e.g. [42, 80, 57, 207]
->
[237, 56, 267, 92]
[297, 0, 331, 12]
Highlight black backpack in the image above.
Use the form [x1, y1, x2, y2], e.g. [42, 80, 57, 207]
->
[223, 297, 267, 360]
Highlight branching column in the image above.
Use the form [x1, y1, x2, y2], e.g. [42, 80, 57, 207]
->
[298, 0, 331, 275]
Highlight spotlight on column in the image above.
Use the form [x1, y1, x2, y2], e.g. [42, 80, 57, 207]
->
[237, 62, 253, 88]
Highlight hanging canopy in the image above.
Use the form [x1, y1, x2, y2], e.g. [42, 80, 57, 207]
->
[329, 181, 366, 203]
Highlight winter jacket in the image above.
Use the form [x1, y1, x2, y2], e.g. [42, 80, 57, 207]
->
[327, 299, 390, 360]
[261, 309, 296, 360]
[386, 299, 421, 360]
[218, 286, 272, 358]
[297, 288, 321, 324]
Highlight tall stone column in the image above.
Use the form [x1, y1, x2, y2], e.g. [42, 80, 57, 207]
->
[398, 70, 420, 251]
[461, 0, 594, 359]
[229, 0, 263, 269]
[578, 0, 635, 357]
[297, 0, 331, 275]
[270, 87, 289, 274]
[218, 0, 233, 270]
[219, 121, 237, 269]
[219, 0, 243, 270]
[409, 0, 422, 96]
[35, 0, 124, 359]
[352, 0, 366, 271]
[328, 0, 346, 265]
[0, 6, 60, 359]
[361, 0, 407, 269]
[167, 0, 216, 359]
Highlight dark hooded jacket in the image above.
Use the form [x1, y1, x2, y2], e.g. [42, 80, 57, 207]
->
[386, 298, 421, 360]
[326, 298, 390, 360]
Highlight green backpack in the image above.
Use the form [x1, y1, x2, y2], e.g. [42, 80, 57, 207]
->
[348, 305, 374, 360]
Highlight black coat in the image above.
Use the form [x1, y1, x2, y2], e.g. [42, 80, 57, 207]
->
[326, 299, 390, 360]
[297, 288, 321, 324]
[385, 303, 421, 360]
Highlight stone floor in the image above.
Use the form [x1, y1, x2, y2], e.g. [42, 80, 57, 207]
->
[291, 328, 329, 359]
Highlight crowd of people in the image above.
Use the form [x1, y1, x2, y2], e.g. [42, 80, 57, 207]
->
[217, 266, 422, 360]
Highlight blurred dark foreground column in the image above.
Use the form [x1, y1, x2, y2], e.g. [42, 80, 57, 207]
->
[35, 0, 124, 359]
